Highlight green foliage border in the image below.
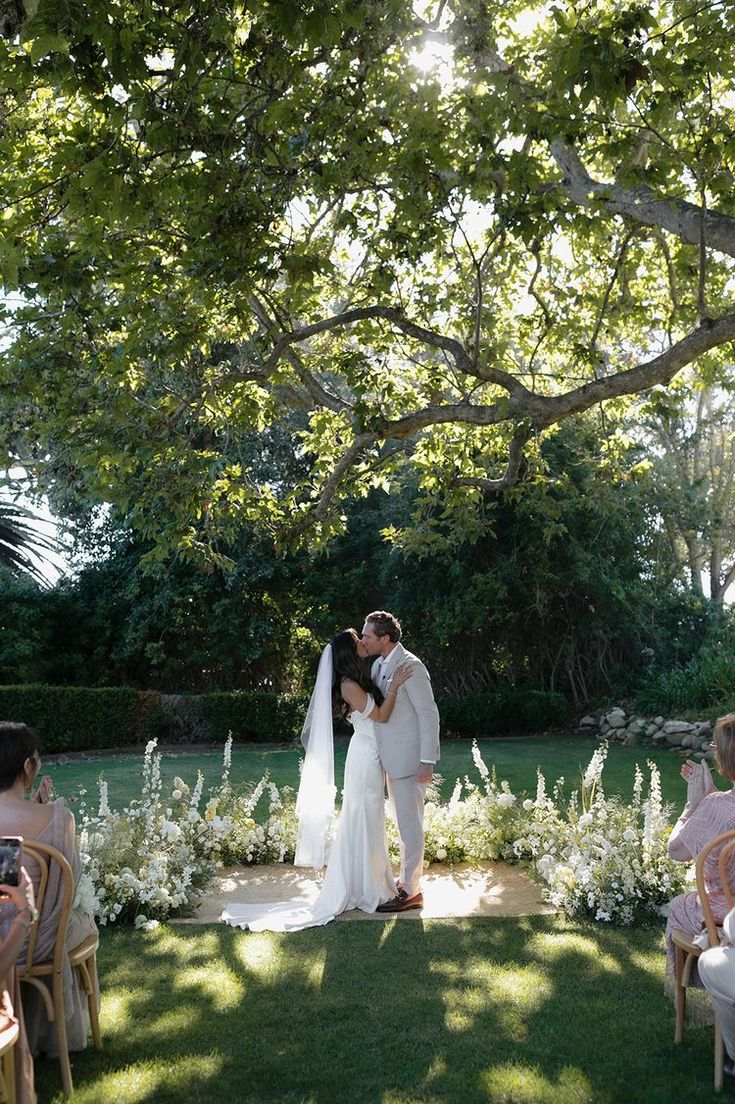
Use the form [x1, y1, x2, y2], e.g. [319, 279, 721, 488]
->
[0, 684, 570, 752]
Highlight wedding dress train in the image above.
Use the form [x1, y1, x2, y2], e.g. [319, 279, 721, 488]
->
[222, 695, 396, 932]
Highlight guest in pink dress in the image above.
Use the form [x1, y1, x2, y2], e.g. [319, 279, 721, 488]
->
[0, 723, 99, 1058]
[665, 713, 735, 1007]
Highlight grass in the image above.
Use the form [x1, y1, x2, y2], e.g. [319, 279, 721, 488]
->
[34, 918, 721, 1104]
[44, 734, 697, 815]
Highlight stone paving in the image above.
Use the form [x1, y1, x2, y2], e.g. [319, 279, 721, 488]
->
[173, 860, 555, 924]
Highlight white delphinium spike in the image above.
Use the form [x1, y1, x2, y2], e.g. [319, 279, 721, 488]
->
[222, 733, 233, 786]
[97, 777, 110, 818]
[191, 770, 204, 809]
[643, 760, 666, 852]
[632, 763, 643, 809]
[583, 741, 607, 789]
[472, 739, 490, 783]
[142, 738, 157, 795]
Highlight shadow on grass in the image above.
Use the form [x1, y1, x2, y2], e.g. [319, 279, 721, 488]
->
[34, 917, 719, 1104]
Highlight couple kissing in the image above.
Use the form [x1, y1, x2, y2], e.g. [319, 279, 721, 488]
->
[223, 610, 440, 931]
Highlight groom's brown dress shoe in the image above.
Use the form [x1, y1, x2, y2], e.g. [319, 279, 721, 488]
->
[376, 891, 424, 913]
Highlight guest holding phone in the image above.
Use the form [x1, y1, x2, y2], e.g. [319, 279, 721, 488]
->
[0, 865, 38, 1103]
[0, 723, 98, 1058]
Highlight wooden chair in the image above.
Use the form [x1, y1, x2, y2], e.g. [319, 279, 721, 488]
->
[0, 1018, 19, 1104]
[671, 827, 735, 1092]
[17, 842, 101, 1098]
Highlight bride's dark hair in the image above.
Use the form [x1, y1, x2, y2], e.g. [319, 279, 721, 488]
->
[330, 629, 383, 719]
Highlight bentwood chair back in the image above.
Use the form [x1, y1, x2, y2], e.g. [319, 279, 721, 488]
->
[0, 1017, 19, 1104]
[671, 827, 735, 1092]
[17, 841, 101, 1098]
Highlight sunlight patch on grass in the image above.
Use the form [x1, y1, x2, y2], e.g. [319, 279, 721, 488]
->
[378, 917, 399, 948]
[233, 931, 326, 993]
[526, 930, 624, 973]
[444, 985, 493, 1033]
[98, 989, 135, 1037]
[443, 965, 553, 1038]
[172, 963, 245, 1010]
[627, 947, 665, 979]
[420, 1053, 448, 1088]
[490, 967, 554, 1013]
[481, 1062, 595, 1103]
[68, 1053, 224, 1104]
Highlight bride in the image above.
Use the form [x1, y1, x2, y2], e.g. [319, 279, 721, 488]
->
[222, 628, 412, 931]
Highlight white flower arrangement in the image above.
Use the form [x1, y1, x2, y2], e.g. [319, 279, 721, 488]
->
[78, 738, 233, 925]
[75, 736, 686, 927]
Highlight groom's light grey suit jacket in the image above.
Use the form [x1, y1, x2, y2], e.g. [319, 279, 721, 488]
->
[370, 643, 440, 779]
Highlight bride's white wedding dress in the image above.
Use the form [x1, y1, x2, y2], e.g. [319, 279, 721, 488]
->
[222, 694, 396, 932]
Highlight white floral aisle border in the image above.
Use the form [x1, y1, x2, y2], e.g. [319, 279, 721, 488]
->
[74, 737, 686, 930]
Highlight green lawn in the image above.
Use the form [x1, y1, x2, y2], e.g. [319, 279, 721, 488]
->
[44, 734, 696, 815]
[34, 919, 720, 1104]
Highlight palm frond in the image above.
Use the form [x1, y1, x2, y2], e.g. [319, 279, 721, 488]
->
[0, 500, 61, 586]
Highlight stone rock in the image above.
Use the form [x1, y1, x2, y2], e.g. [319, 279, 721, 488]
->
[578, 716, 597, 728]
[694, 721, 712, 735]
[645, 723, 658, 738]
[654, 716, 664, 727]
[681, 734, 692, 749]
[665, 732, 685, 746]
[622, 732, 638, 746]
[607, 713, 627, 729]
[663, 721, 695, 735]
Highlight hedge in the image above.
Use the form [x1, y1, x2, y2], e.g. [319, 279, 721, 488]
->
[438, 689, 571, 737]
[0, 684, 309, 753]
[0, 684, 571, 754]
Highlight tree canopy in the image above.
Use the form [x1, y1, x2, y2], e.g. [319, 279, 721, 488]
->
[2, 0, 735, 563]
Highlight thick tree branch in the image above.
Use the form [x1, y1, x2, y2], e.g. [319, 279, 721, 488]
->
[454, 431, 528, 492]
[456, 31, 735, 258]
[536, 316, 735, 426]
[232, 304, 532, 400]
[285, 432, 377, 537]
[550, 141, 735, 258]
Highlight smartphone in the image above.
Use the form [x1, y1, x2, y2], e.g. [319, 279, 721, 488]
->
[0, 837, 22, 887]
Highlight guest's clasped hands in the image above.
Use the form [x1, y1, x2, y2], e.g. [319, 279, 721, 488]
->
[31, 774, 54, 804]
[681, 758, 717, 805]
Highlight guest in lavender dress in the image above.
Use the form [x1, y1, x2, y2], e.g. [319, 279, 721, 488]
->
[665, 713, 735, 1008]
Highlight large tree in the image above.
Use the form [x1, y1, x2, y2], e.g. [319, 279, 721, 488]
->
[2, 0, 735, 562]
[637, 383, 735, 605]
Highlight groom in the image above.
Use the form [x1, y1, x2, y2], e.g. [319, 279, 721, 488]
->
[361, 610, 440, 912]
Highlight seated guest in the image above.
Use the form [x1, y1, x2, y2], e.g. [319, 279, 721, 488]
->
[700, 907, 735, 1077]
[665, 713, 735, 1009]
[0, 723, 98, 1057]
[0, 865, 38, 1104]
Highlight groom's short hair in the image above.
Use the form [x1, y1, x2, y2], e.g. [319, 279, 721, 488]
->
[365, 611, 402, 643]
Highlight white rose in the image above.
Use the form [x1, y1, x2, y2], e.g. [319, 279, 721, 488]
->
[522, 799, 534, 811]
[498, 793, 516, 808]
[435, 848, 448, 861]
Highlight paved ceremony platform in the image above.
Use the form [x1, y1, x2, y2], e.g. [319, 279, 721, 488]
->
[174, 861, 555, 924]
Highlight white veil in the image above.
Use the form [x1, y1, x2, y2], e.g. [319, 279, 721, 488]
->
[294, 644, 336, 868]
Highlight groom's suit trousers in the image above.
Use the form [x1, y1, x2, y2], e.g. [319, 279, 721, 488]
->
[372, 644, 440, 898]
[386, 772, 426, 899]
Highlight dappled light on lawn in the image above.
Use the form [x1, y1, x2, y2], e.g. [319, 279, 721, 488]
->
[481, 1063, 595, 1104]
